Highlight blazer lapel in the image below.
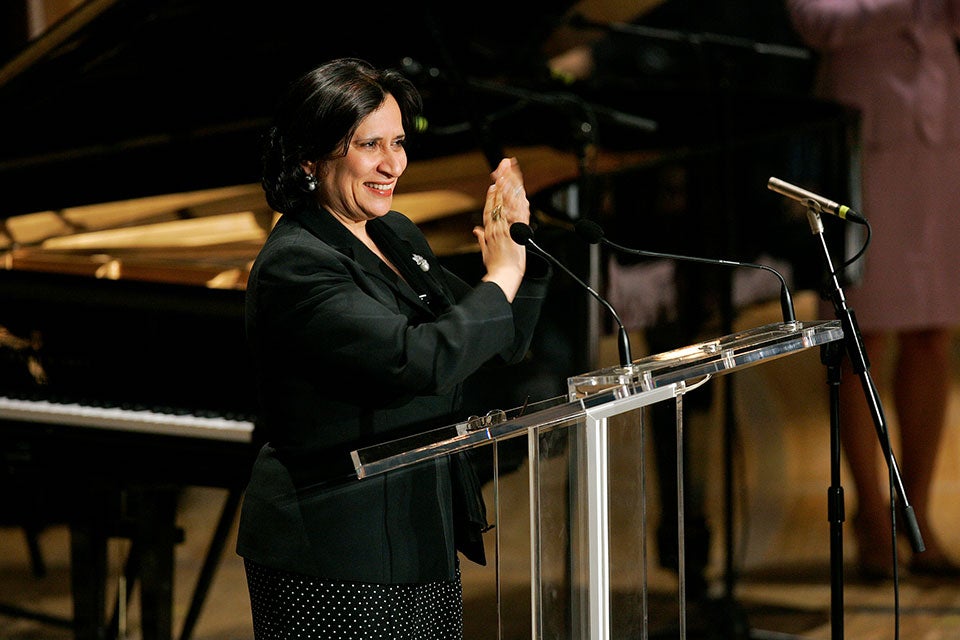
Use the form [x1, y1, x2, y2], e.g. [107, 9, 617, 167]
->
[297, 208, 436, 314]
[368, 217, 453, 313]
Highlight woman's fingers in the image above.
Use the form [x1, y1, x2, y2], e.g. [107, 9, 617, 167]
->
[482, 183, 502, 226]
[490, 159, 529, 225]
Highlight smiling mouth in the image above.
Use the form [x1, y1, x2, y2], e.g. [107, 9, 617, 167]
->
[365, 182, 394, 194]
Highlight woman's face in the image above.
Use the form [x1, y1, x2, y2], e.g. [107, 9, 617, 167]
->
[318, 94, 408, 223]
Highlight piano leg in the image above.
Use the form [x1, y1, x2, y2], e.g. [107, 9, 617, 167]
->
[135, 486, 178, 640]
[69, 488, 110, 640]
[69, 485, 181, 640]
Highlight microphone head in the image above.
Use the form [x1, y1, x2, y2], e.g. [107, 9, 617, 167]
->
[509, 222, 535, 245]
[574, 219, 605, 244]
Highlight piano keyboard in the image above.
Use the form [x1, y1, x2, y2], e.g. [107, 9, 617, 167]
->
[0, 395, 254, 443]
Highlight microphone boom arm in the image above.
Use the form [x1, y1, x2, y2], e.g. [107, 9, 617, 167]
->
[534, 239, 633, 367]
[602, 236, 797, 324]
[510, 223, 633, 368]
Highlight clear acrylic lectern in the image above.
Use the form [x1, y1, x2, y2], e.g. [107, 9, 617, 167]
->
[351, 319, 843, 640]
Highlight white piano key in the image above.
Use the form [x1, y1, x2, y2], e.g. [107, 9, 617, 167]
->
[0, 396, 254, 443]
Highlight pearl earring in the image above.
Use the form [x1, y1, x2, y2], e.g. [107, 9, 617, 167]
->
[304, 173, 317, 192]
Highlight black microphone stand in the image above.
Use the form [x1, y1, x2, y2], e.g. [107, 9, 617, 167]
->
[804, 203, 924, 640]
[820, 335, 845, 640]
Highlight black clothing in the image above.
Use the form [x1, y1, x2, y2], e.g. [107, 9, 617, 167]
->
[238, 206, 549, 584]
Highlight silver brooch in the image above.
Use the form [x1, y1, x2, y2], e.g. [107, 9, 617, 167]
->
[412, 254, 430, 272]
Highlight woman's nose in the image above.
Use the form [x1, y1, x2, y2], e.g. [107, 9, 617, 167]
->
[379, 148, 406, 176]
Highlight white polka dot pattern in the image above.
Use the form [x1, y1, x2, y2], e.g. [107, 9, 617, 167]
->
[244, 559, 464, 639]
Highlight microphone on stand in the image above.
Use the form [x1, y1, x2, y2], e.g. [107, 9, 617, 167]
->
[573, 219, 797, 324]
[767, 177, 867, 224]
[509, 222, 633, 368]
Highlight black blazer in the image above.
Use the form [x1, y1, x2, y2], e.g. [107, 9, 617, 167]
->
[237, 207, 550, 584]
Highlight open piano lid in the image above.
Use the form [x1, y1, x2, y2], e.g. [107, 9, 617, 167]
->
[0, 0, 586, 287]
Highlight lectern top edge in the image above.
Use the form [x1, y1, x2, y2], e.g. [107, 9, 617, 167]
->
[351, 320, 843, 480]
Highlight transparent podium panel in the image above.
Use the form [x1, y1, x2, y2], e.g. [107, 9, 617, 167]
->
[529, 386, 679, 640]
[552, 387, 704, 640]
[353, 384, 678, 640]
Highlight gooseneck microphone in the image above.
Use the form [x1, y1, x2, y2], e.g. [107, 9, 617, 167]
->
[767, 177, 867, 224]
[510, 222, 633, 368]
[574, 219, 797, 324]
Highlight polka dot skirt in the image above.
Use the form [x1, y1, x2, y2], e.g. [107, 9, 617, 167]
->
[244, 559, 464, 639]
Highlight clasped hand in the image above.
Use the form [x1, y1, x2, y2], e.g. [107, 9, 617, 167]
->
[474, 157, 531, 302]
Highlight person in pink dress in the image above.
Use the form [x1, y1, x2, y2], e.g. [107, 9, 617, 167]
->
[787, 0, 960, 579]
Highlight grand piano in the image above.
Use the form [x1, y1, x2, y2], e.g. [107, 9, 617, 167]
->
[0, 2, 856, 639]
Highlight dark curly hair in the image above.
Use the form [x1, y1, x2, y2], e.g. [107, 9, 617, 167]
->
[260, 58, 423, 215]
